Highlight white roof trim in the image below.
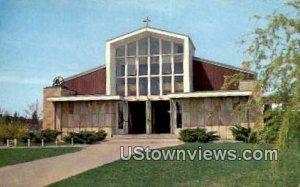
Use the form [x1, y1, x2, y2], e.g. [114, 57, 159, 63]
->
[168, 91, 252, 99]
[107, 27, 190, 45]
[47, 95, 121, 102]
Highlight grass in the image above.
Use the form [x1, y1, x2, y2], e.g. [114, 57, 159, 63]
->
[50, 143, 300, 187]
[0, 147, 81, 167]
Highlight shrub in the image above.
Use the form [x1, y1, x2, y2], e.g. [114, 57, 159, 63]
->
[179, 128, 219, 143]
[64, 130, 107, 144]
[20, 129, 61, 143]
[231, 125, 251, 142]
[0, 121, 29, 143]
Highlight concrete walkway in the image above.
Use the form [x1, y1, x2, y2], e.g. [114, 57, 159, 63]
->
[0, 137, 183, 187]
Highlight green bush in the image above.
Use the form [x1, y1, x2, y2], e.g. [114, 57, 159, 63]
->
[231, 125, 251, 142]
[0, 121, 29, 143]
[20, 129, 61, 143]
[64, 130, 107, 144]
[179, 128, 219, 143]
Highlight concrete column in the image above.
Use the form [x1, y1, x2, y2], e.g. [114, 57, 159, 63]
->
[146, 100, 152, 134]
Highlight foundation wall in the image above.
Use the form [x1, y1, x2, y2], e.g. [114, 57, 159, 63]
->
[172, 96, 259, 140]
[58, 101, 117, 138]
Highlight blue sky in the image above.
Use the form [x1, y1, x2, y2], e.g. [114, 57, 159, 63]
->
[0, 0, 287, 115]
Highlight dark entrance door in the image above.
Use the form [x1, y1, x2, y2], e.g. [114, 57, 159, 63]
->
[151, 101, 170, 134]
[128, 101, 146, 134]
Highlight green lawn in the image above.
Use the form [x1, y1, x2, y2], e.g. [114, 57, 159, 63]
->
[51, 143, 300, 187]
[0, 147, 81, 167]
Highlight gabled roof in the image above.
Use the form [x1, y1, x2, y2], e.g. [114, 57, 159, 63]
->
[64, 64, 106, 82]
[193, 57, 255, 74]
[106, 26, 195, 49]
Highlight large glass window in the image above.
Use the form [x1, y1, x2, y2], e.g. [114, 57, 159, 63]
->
[151, 77, 159, 95]
[138, 38, 148, 56]
[139, 77, 148, 96]
[115, 36, 184, 96]
[139, 57, 148, 75]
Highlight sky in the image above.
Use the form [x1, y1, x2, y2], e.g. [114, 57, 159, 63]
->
[0, 0, 288, 115]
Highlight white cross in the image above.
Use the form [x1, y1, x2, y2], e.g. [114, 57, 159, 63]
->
[143, 17, 151, 27]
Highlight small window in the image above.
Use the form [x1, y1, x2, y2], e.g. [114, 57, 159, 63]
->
[150, 56, 159, 75]
[127, 78, 136, 96]
[139, 57, 148, 75]
[116, 45, 125, 57]
[162, 40, 171, 54]
[138, 37, 148, 55]
[139, 77, 148, 96]
[118, 102, 123, 129]
[151, 77, 159, 95]
[127, 42, 136, 56]
[162, 56, 171, 74]
[116, 78, 125, 96]
[174, 55, 183, 74]
[127, 57, 136, 76]
[174, 42, 183, 54]
[116, 58, 125, 77]
[176, 101, 182, 128]
[175, 76, 183, 92]
[163, 76, 171, 94]
[150, 37, 159, 55]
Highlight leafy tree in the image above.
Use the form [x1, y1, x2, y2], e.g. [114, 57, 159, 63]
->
[240, 0, 300, 149]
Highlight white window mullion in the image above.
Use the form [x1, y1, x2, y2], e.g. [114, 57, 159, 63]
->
[147, 37, 151, 97]
[159, 39, 163, 96]
[136, 40, 139, 97]
[125, 44, 128, 97]
[171, 42, 175, 93]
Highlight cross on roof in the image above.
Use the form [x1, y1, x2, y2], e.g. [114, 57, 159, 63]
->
[143, 17, 151, 27]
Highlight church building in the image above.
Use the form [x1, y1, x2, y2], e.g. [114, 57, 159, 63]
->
[43, 24, 257, 139]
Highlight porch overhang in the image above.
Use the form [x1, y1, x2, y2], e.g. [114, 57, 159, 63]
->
[47, 95, 122, 102]
[168, 90, 252, 99]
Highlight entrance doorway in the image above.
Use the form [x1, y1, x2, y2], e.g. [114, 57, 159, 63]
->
[151, 101, 170, 134]
[128, 101, 146, 134]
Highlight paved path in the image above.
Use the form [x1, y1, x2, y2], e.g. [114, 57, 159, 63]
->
[0, 138, 183, 187]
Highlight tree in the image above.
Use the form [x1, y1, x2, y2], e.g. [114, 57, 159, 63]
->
[240, 0, 300, 149]
[24, 99, 42, 130]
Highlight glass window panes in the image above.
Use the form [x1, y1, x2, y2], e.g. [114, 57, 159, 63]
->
[138, 37, 148, 55]
[150, 56, 159, 75]
[127, 57, 136, 76]
[162, 40, 171, 54]
[150, 37, 159, 55]
[163, 76, 171, 94]
[175, 76, 183, 92]
[174, 42, 183, 54]
[116, 78, 125, 96]
[139, 57, 148, 75]
[127, 77, 136, 96]
[162, 56, 171, 74]
[116, 45, 125, 57]
[127, 42, 136, 56]
[151, 77, 159, 95]
[139, 77, 148, 96]
[174, 55, 183, 74]
[116, 58, 125, 76]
